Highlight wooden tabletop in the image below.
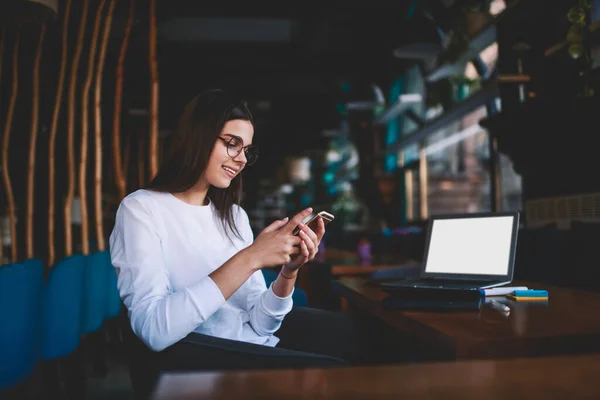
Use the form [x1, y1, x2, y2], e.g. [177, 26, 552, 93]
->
[330, 264, 397, 276]
[320, 248, 413, 270]
[152, 353, 600, 399]
[332, 277, 600, 360]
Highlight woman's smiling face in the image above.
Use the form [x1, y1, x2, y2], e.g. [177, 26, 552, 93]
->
[201, 119, 255, 189]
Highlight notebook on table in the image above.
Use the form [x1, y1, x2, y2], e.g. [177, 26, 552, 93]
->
[380, 211, 520, 294]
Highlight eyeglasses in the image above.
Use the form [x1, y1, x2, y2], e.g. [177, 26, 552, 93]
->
[217, 136, 259, 166]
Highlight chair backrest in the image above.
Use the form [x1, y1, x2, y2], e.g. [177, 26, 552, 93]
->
[261, 268, 278, 286]
[516, 227, 567, 285]
[82, 251, 109, 334]
[567, 222, 600, 290]
[0, 259, 44, 390]
[105, 255, 122, 319]
[41, 254, 86, 361]
[261, 268, 308, 307]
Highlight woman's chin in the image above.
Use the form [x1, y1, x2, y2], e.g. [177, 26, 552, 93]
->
[212, 179, 232, 189]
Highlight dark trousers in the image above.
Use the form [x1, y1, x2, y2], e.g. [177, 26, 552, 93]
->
[169, 307, 370, 369]
[276, 306, 375, 364]
[169, 307, 400, 368]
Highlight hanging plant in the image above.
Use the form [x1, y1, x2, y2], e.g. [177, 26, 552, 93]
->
[566, 0, 594, 97]
[441, 28, 470, 65]
[440, 7, 493, 65]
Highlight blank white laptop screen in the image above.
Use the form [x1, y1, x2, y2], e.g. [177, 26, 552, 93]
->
[424, 216, 515, 276]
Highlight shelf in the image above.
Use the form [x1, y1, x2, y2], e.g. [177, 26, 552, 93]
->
[497, 74, 531, 83]
[381, 81, 499, 156]
[392, 42, 442, 71]
[374, 94, 422, 125]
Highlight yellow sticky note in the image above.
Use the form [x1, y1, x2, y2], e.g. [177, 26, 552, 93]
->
[506, 295, 548, 301]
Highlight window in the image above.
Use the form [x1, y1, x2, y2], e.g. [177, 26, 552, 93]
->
[389, 33, 522, 222]
[415, 105, 522, 218]
[424, 106, 491, 215]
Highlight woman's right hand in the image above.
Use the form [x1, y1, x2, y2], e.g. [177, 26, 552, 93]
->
[247, 207, 313, 269]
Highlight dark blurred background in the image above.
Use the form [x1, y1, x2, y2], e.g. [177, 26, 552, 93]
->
[2, 0, 600, 259]
[4, 1, 600, 398]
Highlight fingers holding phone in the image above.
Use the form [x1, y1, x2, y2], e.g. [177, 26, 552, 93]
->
[296, 224, 318, 258]
[285, 210, 334, 270]
[293, 211, 334, 235]
[313, 216, 326, 243]
[279, 208, 308, 234]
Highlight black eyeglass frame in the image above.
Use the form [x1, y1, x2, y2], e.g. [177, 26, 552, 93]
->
[216, 136, 259, 165]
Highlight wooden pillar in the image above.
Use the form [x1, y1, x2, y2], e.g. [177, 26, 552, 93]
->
[0, 29, 6, 264]
[419, 144, 428, 220]
[65, 0, 89, 258]
[48, 0, 71, 267]
[94, 0, 116, 252]
[113, 0, 135, 201]
[2, 32, 20, 263]
[403, 149, 414, 221]
[80, 0, 107, 256]
[26, 24, 46, 260]
[489, 136, 502, 212]
[148, 0, 159, 179]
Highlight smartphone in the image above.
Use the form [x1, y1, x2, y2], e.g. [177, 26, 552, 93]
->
[293, 211, 335, 235]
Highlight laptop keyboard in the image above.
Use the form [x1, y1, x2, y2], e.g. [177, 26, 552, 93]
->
[384, 280, 487, 290]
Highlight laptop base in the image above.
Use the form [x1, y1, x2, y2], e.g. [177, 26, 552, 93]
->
[380, 278, 511, 291]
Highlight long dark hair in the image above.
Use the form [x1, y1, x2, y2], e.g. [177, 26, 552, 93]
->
[146, 89, 253, 241]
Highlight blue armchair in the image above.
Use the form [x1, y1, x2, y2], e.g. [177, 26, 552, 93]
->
[261, 268, 307, 307]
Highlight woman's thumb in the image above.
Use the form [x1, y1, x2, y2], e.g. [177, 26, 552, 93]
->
[263, 217, 289, 233]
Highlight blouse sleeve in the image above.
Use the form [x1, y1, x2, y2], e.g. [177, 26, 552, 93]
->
[109, 195, 226, 351]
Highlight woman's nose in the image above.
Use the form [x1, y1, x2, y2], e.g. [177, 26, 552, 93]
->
[233, 149, 247, 164]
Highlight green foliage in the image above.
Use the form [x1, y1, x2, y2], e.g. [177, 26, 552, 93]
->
[567, 0, 594, 97]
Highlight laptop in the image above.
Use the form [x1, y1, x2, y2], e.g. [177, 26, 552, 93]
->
[380, 211, 520, 292]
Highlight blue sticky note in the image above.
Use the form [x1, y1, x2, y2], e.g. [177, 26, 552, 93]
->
[512, 289, 548, 297]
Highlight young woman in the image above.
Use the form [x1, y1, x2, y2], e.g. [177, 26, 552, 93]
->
[109, 89, 325, 353]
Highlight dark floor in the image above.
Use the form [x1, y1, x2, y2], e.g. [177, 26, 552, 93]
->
[86, 351, 135, 400]
[1, 339, 136, 400]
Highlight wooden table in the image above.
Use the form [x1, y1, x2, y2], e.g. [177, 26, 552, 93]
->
[332, 277, 600, 360]
[320, 248, 415, 272]
[297, 261, 418, 311]
[330, 264, 400, 276]
[152, 353, 600, 399]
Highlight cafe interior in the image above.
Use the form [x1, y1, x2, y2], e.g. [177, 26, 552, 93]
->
[2, 0, 600, 398]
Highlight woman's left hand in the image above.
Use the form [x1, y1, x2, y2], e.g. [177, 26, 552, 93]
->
[283, 217, 326, 274]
